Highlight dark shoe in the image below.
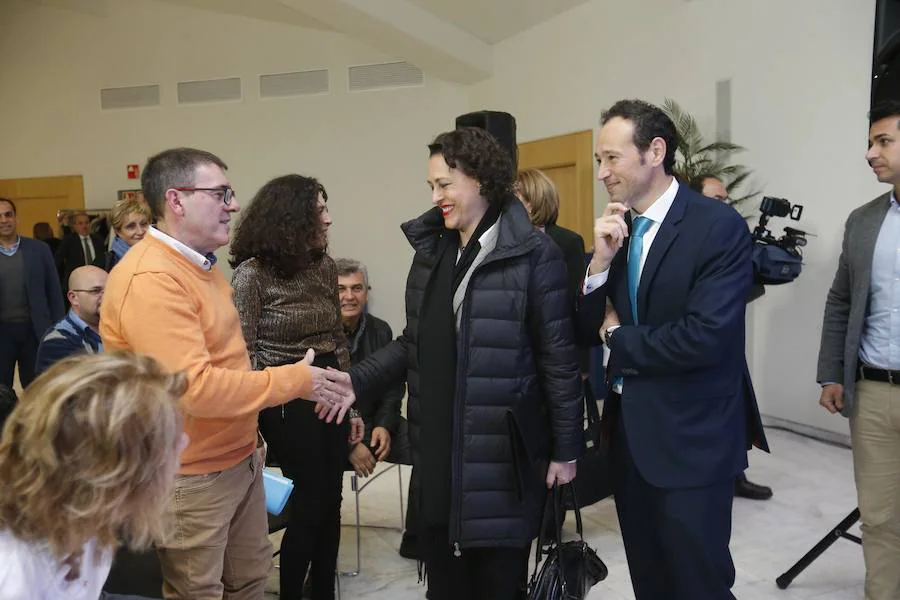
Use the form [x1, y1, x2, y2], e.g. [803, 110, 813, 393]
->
[399, 532, 421, 560]
[735, 475, 773, 500]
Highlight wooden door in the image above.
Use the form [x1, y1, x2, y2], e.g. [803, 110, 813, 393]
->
[0, 175, 85, 238]
[517, 130, 594, 243]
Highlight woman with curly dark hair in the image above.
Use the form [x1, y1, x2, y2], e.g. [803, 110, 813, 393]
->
[230, 174, 363, 600]
[349, 127, 583, 599]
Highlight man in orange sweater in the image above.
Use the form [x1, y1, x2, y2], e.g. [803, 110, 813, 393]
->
[101, 147, 355, 599]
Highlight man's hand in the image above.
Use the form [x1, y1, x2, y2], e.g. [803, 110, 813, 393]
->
[601, 301, 620, 341]
[349, 417, 365, 445]
[589, 202, 629, 275]
[546, 461, 577, 489]
[819, 383, 845, 414]
[300, 349, 356, 424]
[370, 426, 392, 462]
[349, 442, 377, 478]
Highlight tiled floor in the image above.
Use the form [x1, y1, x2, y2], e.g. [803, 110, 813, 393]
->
[267, 428, 865, 599]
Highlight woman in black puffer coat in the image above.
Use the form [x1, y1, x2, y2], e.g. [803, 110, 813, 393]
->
[349, 127, 582, 600]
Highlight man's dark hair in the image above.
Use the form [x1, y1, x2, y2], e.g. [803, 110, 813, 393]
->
[0, 197, 16, 215]
[141, 148, 228, 221]
[230, 174, 328, 279]
[687, 173, 721, 193]
[869, 100, 900, 126]
[428, 127, 515, 207]
[601, 99, 679, 175]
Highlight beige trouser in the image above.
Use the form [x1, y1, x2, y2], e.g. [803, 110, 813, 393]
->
[851, 379, 900, 600]
[156, 445, 272, 600]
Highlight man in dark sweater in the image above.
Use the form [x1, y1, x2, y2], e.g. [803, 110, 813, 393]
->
[35, 265, 107, 376]
[336, 258, 419, 558]
[0, 198, 64, 389]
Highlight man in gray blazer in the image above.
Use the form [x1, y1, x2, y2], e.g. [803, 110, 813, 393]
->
[817, 100, 900, 600]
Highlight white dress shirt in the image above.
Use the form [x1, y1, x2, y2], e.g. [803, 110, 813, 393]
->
[147, 226, 216, 271]
[79, 235, 94, 263]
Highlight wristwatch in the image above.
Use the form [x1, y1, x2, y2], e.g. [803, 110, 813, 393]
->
[348, 408, 360, 419]
[604, 325, 620, 346]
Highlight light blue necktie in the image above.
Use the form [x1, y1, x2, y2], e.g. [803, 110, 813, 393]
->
[612, 216, 652, 389]
[627, 216, 653, 324]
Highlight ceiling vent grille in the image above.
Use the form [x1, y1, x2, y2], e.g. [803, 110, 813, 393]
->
[260, 69, 329, 98]
[348, 61, 423, 92]
[100, 84, 160, 110]
[177, 77, 242, 104]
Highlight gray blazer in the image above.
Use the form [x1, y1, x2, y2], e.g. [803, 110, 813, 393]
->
[816, 192, 892, 417]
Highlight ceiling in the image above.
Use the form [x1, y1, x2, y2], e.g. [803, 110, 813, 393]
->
[24, 0, 592, 83]
[405, 0, 590, 44]
[157, 0, 591, 44]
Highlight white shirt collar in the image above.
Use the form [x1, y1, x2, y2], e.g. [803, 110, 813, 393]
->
[147, 226, 215, 271]
[633, 177, 679, 225]
[457, 218, 501, 259]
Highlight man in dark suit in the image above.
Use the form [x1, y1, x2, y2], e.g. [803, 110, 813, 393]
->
[579, 100, 768, 600]
[0, 197, 65, 389]
[817, 100, 900, 600]
[55, 211, 105, 291]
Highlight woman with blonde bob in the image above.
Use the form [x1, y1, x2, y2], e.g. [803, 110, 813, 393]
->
[105, 197, 151, 271]
[515, 168, 586, 310]
[0, 352, 188, 600]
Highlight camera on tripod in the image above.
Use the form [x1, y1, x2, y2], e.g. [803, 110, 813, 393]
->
[750, 196, 810, 285]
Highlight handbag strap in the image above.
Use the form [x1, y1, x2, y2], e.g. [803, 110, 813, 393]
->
[583, 378, 601, 428]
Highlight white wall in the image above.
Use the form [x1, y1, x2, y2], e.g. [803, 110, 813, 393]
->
[471, 0, 882, 436]
[0, 0, 469, 331]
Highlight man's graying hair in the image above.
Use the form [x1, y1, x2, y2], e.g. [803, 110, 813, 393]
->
[141, 147, 228, 221]
[335, 258, 369, 288]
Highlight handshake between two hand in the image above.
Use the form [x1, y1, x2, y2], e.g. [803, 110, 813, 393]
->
[300, 348, 356, 424]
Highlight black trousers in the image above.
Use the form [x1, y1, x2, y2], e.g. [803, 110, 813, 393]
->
[259, 354, 348, 600]
[0, 321, 37, 389]
[612, 416, 736, 600]
[423, 528, 530, 600]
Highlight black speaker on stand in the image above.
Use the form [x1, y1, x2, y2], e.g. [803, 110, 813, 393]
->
[872, 0, 900, 106]
[455, 110, 518, 169]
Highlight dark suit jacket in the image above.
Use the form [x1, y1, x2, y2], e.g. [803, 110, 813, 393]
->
[55, 233, 106, 287]
[14, 237, 65, 339]
[817, 192, 892, 418]
[545, 223, 586, 309]
[579, 185, 768, 489]
[545, 223, 588, 371]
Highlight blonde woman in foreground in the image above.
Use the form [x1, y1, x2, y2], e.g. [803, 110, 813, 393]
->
[0, 352, 188, 600]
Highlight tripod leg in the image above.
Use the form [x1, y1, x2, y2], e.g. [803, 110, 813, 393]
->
[776, 508, 860, 589]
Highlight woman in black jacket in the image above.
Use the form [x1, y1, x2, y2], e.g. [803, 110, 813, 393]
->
[350, 128, 582, 600]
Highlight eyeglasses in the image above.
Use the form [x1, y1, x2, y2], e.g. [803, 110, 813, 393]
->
[71, 287, 104, 296]
[173, 186, 235, 205]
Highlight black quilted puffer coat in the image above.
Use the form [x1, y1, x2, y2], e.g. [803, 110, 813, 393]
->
[349, 198, 582, 550]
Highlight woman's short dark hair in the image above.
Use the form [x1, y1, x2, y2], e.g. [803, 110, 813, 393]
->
[601, 99, 678, 175]
[230, 174, 327, 279]
[428, 127, 515, 207]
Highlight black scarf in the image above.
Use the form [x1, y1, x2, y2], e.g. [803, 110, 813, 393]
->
[415, 204, 502, 528]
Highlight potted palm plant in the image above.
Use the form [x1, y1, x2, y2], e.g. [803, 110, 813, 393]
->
[662, 98, 760, 215]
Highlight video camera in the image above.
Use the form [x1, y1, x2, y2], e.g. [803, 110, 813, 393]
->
[750, 196, 810, 285]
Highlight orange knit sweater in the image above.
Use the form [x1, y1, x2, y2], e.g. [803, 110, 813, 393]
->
[100, 234, 313, 474]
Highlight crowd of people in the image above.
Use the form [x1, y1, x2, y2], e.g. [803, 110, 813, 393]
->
[0, 96, 897, 600]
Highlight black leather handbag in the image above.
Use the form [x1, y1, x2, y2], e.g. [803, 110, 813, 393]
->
[562, 379, 613, 510]
[528, 483, 608, 600]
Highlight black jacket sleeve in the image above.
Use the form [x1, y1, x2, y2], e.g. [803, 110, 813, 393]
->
[528, 239, 583, 462]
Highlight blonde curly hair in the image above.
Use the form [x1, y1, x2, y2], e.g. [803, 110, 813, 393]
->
[0, 352, 186, 573]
